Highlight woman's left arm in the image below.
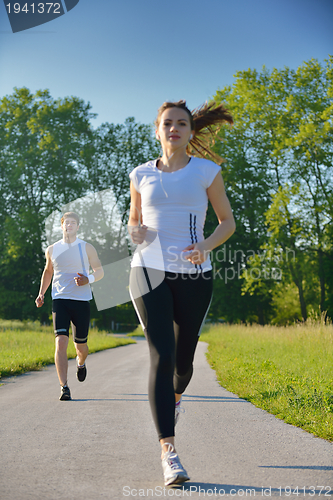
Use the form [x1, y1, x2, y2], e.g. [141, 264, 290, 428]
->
[183, 173, 236, 265]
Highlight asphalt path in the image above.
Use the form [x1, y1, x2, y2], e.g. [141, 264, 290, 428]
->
[0, 338, 332, 500]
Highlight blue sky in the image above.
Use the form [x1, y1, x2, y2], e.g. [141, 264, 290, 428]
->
[0, 0, 332, 128]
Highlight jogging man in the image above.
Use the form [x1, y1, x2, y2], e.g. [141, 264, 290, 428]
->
[35, 212, 104, 400]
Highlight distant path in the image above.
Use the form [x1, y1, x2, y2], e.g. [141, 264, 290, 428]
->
[0, 340, 332, 499]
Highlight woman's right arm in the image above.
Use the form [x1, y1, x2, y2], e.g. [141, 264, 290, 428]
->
[128, 181, 147, 244]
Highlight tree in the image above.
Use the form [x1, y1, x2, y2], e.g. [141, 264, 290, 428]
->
[74, 118, 160, 329]
[90, 118, 160, 218]
[0, 88, 160, 326]
[212, 57, 333, 322]
[284, 58, 333, 313]
[0, 87, 96, 320]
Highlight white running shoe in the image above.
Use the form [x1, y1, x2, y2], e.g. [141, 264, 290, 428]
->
[175, 397, 185, 425]
[161, 443, 190, 486]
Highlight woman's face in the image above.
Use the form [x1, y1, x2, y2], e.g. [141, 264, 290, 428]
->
[156, 107, 193, 151]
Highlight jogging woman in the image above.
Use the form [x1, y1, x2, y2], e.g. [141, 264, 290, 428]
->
[128, 100, 235, 486]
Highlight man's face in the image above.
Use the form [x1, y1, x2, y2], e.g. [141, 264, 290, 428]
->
[61, 218, 79, 236]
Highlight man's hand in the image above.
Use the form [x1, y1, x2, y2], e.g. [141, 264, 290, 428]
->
[74, 273, 89, 286]
[35, 293, 44, 308]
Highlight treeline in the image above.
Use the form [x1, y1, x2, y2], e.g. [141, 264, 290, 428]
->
[0, 57, 332, 327]
[0, 88, 160, 327]
[209, 56, 333, 324]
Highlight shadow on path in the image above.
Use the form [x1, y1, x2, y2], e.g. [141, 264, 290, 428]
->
[183, 393, 250, 403]
[259, 465, 333, 471]
[121, 393, 250, 403]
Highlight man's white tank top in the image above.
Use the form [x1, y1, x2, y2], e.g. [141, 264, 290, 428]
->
[51, 238, 92, 301]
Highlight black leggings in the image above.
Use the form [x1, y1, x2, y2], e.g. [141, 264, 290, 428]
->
[129, 267, 213, 440]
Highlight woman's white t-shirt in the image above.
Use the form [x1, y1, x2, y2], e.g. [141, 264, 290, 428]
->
[129, 157, 220, 274]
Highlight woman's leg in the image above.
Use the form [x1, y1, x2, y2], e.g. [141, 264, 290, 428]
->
[130, 267, 176, 441]
[130, 268, 207, 485]
[166, 271, 213, 396]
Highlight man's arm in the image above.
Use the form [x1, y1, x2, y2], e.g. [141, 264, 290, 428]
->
[74, 243, 104, 287]
[35, 247, 54, 307]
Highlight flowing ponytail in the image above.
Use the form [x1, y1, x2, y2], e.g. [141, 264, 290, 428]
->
[155, 100, 233, 164]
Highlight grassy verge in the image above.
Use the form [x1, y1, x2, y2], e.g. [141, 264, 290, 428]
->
[200, 320, 333, 442]
[0, 320, 135, 379]
[127, 325, 145, 337]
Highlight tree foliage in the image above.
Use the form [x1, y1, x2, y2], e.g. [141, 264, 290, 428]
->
[0, 88, 159, 325]
[0, 87, 96, 321]
[1, 57, 332, 325]
[211, 56, 333, 322]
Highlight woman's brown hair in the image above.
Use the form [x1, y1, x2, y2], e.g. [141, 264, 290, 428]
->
[155, 100, 233, 164]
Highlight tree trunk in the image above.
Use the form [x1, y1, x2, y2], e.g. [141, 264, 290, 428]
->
[317, 247, 326, 312]
[297, 283, 308, 322]
[288, 259, 307, 321]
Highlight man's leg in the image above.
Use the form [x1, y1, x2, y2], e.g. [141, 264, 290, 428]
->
[52, 299, 71, 389]
[74, 342, 89, 366]
[70, 300, 90, 382]
[55, 335, 69, 386]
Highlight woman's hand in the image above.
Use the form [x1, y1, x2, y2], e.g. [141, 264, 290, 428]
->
[74, 273, 89, 286]
[128, 224, 148, 245]
[182, 241, 210, 265]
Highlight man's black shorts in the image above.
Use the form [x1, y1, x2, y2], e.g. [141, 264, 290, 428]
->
[52, 299, 90, 344]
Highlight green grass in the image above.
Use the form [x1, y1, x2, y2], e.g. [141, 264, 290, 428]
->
[0, 320, 135, 379]
[200, 319, 333, 442]
[127, 325, 145, 337]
